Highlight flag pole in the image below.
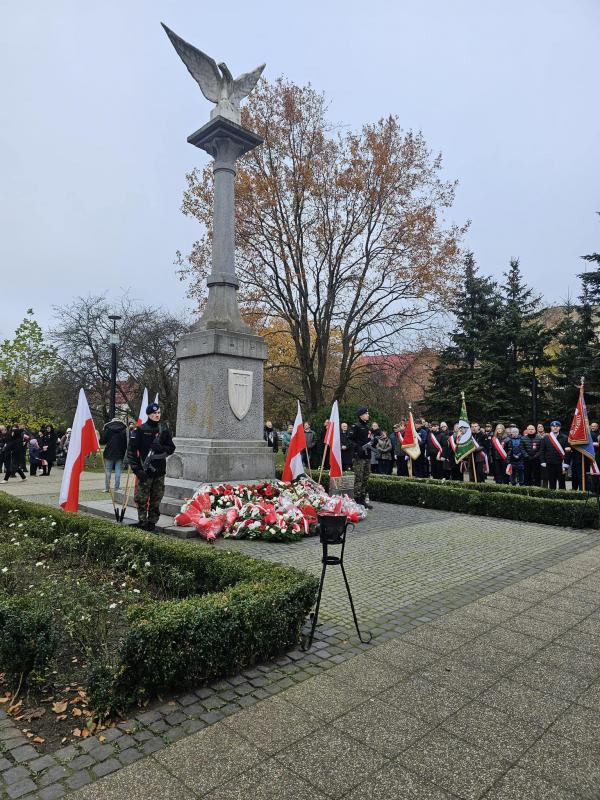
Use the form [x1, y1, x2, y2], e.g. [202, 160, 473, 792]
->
[318, 442, 329, 486]
[581, 376, 586, 493]
[471, 452, 478, 483]
[407, 405, 414, 479]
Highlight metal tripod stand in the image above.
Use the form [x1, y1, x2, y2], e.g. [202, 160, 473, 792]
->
[302, 516, 372, 651]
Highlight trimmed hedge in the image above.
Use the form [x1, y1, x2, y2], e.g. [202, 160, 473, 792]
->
[367, 477, 599, 529]
[394, 476, 590, 502]
[0, 495, 318, 711]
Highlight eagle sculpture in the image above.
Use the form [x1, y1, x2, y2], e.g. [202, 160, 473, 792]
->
[162, 23, 265, 125]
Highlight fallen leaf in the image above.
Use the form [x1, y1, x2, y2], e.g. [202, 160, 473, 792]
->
[0, 695, 11, 704]
[81, 728, 90, 738]
[61, 737, 67, 744]
[57, 715, 67, 721]
[25, 732, 34, 738]
[72, 707, 82, 717]
[98, 735, 106, 743]
[8, 701, 22, 715]
[33, 736, 45, 744]
[73, 728, 82, 737]
[52, 701, 68, 714]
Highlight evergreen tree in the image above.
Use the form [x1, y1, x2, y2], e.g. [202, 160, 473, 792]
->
[490, 259, 552, 425]
[424, 252, 501, 422]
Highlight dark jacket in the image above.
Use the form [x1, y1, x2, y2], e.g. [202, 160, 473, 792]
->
[100, 420, 128, 461]
[4, 429, 24, 470]
[263, 426, 279, 452]
[426, 430, 444, 459]
[472, 430, 489, 464]
[376, 434, 393, 461]
[489, 435, 510, 464]
[506, 436, 525, 465]
[521, 433, 543, 462]
[41, 429, 58, 462]
[127, 420, 175, 479]
[350, 418, 370, 460]
[539, 432, 569, 466]
[340, 429, 353, 469]
[304, 427, 316, 451]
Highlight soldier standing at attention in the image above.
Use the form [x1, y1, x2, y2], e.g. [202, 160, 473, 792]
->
[127, 402, 175, 531]
[350, 407, 373, 509]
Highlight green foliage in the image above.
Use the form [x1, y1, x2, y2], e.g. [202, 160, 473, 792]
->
[0, 495, 318, 714]
[0, 309, 59, 429]
[365, 475, 598, 529]
[0, 594, 58, 690]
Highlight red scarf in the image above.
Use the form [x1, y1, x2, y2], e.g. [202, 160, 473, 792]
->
[548, 432, 565, 457]
[448, 434, 457, 453]
[429, 432, 443, 459]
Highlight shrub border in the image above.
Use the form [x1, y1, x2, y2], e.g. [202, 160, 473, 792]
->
[0, 495, 318, 711]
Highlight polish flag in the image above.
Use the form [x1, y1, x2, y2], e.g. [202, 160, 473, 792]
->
[324, 401, 343, 478]
[282, 401, 307, 481]
[59, 389, 100, 513]
[137, 387, 149, 426]
[153, 392, 159, 406]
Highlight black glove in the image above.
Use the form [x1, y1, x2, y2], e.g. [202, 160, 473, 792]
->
[136, 470, 148, 483]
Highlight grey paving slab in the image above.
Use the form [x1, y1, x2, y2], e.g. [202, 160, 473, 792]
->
[67, 759, 196, 799]
[397, 729, 509, 800]
[379, 676, 471, 723]
[275, 726, 388, 799]
[332, 698, 432, 757]
[574, 679, 600, 712]
[419, 658, 501, 697]
[508, 660, 594, 701]
[222, 695, 321, 755]
[516, 730, 600, 796]
[368, 639, 441, 672]
[276, 672, 370, 722]
[203, 759, 327, 800]
[343, 762, 455, 799]
[485, 767, 578, 799]
[441, 701, 545, 761]
[153, 723, 264, 796]
[548, 703, 600, 744]
[478, 679, 572, 726]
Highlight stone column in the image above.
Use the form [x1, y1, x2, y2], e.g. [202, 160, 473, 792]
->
[162, 117, 275, 502]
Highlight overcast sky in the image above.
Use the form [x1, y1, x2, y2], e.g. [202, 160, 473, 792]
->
[1, 0, 598, 339]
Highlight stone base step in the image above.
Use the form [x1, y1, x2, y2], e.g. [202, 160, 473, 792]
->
[77, 500, 198, 539]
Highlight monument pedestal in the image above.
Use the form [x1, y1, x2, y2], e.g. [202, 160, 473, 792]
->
[162, 327, 274, 514]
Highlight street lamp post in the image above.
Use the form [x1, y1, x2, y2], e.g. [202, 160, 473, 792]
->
[108, 315, 122, 420]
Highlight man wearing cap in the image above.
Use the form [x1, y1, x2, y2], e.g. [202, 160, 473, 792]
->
[127, 403, 175, 531]
[349, 407, 372, 509]
[539, 420, 570, 491]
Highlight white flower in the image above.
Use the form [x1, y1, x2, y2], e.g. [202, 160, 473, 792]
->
[144, 562, 150, 568]
[108, 603, 117, 609]
[1, 567, 8, 574]
[132, 589, 141, 594]
[35, 561, 44, 567]
[51, 522, 57, 527]
[131, 563, 137, 570]
[17, 523, 23, 528]
[121, 582, 127, 588]
[8, 523, 14, 528]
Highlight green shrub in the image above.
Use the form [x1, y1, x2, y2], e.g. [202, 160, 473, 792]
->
[0, 494, 318, 711]
[0, 594, 58, 690]
[367, 476, 599, 529]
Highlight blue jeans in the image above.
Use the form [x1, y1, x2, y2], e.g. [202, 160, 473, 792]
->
[104, 459, 123, 490]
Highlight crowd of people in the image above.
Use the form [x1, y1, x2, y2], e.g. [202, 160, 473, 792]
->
[0, 423, 63, 482]
[267, 409, 600, 499]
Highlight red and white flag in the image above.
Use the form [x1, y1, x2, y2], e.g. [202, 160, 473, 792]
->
[324, 400, 343, 478]
[137, 387, 149, 426]
[59, 389, 99, 513]
[153, 392, 159, 406]
[282, 401, 307, 482]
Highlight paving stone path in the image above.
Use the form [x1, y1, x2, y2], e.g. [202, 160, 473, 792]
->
[1, 501, 599, 798]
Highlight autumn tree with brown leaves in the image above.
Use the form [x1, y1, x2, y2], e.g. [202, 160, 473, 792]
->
[178, 78, 465, 413]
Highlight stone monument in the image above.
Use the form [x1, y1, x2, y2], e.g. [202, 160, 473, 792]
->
[160, 25, 274, 509]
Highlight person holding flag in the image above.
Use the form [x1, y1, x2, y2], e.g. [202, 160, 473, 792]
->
[455, 392, 478, 479]
[282, 401, 308, 482]
[400, 407, 422, 478]
[568, 378, 600, 491]
[59, 389, 100, 512]
[137, 388, 149, 426]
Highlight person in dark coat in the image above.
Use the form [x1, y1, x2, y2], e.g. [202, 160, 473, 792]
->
[0, 426, 8, 475]
[489, 424, 510, 484]
[127, 403, 175, 531]
[521, 424, 543, 486]
[28, 438, 45, 476]
[100, 418, 128, 492]
[505, 426, 526, 486]
[40, 425, 58, 476]
[469, 422, 489, 483]
[340, 422, 353, 471]
[375, 430, 394, 474]
[426, 422, 445, 479]
[263, 420, 279, 453]
[539, 420, 570, 490]
[3, 426, 27, 481]
[349, 407, 372, 508]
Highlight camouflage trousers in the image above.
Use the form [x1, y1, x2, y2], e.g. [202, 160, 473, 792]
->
[353, 458, 371, 499]
[134, 474, 165, 525]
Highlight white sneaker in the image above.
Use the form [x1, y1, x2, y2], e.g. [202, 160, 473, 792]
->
[102, 488, 109, 493]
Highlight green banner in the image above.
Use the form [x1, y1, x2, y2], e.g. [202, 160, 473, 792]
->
[455, 394, 477, 463]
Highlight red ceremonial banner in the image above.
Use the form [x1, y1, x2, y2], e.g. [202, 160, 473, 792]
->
[569, 391, 590, 446]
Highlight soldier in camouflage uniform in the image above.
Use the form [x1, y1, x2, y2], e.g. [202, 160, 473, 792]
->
[127, 403, 175, 531]
[349, 406, 373, 509]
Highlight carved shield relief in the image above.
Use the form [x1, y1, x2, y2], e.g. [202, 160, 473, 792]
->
[228, 369, 253, 420]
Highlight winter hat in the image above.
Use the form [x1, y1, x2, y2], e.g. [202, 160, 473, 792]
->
[146, 402, 160, 415]
[357, 406, 369, 417]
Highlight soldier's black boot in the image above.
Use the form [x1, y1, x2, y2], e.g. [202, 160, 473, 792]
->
[145, 522, 156, 532]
